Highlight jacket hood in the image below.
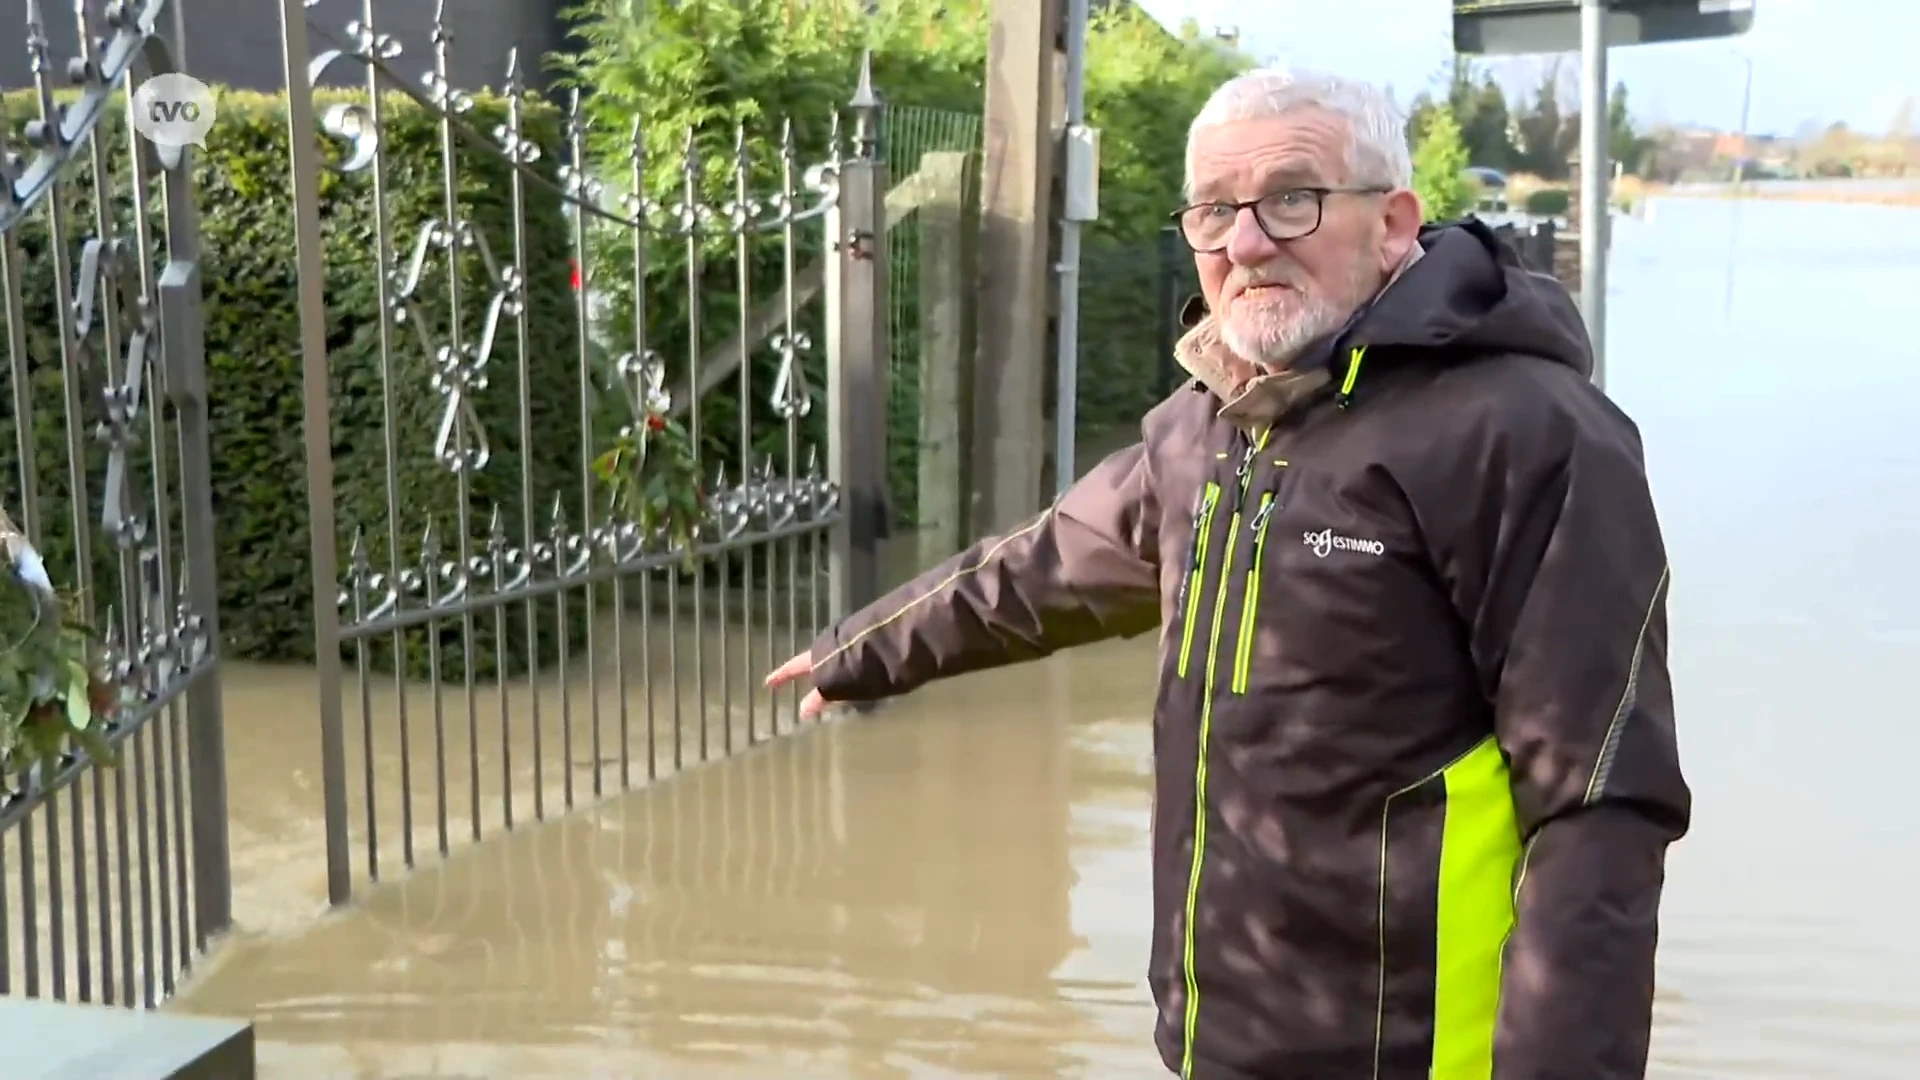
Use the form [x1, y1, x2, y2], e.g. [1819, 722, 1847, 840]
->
[1349, 218, 1593, 378]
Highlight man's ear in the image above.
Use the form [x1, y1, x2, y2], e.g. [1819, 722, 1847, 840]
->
[1380, 188, 1424, 272]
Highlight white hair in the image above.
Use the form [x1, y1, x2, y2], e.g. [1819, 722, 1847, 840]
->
[1184, 67, 1413, 197]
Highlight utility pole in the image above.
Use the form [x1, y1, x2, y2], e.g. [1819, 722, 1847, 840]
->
[972, 0, 1062, 536]
[1578, 0, 1610, 389]
[1052, 0, 1093, 496]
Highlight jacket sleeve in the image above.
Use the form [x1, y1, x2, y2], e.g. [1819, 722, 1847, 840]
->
[809, 441, 1163, 704]
[1433, 386, 1692, 1080]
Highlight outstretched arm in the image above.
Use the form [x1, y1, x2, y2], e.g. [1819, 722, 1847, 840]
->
[766, 442, 1162, 716]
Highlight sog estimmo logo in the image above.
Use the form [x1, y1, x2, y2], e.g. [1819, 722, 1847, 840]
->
[1302, 528, 1384, 558]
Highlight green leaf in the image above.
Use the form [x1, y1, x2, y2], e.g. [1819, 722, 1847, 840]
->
[65, 671, 91, 732]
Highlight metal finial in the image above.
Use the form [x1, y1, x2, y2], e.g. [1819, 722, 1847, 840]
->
[733, 120, 748, 162]
[505, 46, 521, 86]
[681, 125, 701, 179]
[850, 51, 881, 161]
[779, 117, 794, 156]
[849, 49, 880, 112]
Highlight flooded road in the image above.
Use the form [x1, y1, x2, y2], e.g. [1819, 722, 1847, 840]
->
[180, 640, 1169, 1078]
[169, 194, 1920, 1078]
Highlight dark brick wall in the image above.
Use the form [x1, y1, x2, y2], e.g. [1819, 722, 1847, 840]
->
[0, 0, 568, 95]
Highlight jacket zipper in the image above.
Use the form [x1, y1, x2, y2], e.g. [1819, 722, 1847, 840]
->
[1180, 500, 1240, 1079]
[1231, 493, 1277, 694]
[1178, 428, 1271, 1077]
[1176, 483, 1221, 679]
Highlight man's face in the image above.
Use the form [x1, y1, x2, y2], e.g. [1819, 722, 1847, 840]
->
[1187, 111, 1414, 369]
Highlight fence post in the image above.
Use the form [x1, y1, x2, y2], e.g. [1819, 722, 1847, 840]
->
[826, 53, 891, 621]
[915, 150, 978, 566]
[275, 0, 352, 907]
[158, 180, 234, 943]
[1155, 225, 1179, 397]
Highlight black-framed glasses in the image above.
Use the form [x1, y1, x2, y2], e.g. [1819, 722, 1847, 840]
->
[1171, 186, 1391, 253]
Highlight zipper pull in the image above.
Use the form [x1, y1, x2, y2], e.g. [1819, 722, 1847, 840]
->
[1250, 495, 1276, 534]
[1185, 487, 1215, 570]
[1235, 439, 1259, 481]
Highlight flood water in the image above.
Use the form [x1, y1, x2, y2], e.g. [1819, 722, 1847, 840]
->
[168, 194, 1920, 1078]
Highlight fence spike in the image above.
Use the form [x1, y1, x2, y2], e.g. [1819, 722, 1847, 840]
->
[849, 49, 880, 111]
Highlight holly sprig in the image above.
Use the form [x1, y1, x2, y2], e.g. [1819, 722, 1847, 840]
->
[592, 409, 708, 569]
[0, 576, 117, 784]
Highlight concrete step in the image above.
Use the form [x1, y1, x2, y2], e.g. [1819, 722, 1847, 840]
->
[1, 999, 252, 1079]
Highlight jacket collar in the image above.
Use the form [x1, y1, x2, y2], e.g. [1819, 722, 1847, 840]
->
[1173, 244, 1425, 432]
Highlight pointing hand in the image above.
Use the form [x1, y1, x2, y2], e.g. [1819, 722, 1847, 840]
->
[764, 650, 831, 721]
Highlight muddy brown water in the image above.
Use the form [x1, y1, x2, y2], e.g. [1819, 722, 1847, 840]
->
[156, 196, 1920, 1077]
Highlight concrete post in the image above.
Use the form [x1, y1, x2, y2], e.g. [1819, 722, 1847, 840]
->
[914, 151, 979, 567]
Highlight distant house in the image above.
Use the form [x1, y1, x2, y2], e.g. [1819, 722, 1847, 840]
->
[0, 0, 570, 95]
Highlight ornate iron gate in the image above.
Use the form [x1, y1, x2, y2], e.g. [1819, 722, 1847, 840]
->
[274, 1, 890, 904]
[0, 0, 231, 1006]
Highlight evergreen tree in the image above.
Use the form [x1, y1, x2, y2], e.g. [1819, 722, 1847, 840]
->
[1412, 104, 1476, 221]
[1515, 65, 1570, 179]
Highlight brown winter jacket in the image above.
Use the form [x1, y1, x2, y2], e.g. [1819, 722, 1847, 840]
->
[809, 220, 1691, 1080]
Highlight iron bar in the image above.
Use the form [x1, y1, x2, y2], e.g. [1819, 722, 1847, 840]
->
[565, 95, 603, 801]
[732, 124, 755, 747]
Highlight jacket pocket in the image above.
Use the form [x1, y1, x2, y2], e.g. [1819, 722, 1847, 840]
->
[1374, 736, 1523, 1080]
[1231, 491, 1277, 695]
[1176, 482, 1222, 679]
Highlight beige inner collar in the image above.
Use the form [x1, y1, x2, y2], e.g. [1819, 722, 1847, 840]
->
[1172, 243, 1425, 430]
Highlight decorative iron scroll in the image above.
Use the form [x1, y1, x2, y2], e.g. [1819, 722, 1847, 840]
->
[294, 0, 848, 639]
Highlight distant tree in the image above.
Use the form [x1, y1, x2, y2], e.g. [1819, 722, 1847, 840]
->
[1515, 65, 1571, 178]
[1411, 104, 1476, 221]
[1606, 81, 1656, 175]
[1406, 91, 1439, 146]
[1460, 74, 1517, 170]
[1406, 60, 1517, 172]
[1890, 98, 1918, 175]
[1889, 98, 1915, 141]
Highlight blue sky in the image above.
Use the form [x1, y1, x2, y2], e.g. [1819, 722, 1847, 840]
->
[1132, 0, 1915, 137]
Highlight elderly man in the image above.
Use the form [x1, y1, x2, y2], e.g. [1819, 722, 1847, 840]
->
[766, 66, 1688, 1079]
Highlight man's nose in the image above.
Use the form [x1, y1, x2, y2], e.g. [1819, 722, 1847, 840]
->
[1225, 205, 1281, 266]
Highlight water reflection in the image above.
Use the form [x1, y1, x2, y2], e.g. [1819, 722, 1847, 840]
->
[178, 637, 1168, 1078]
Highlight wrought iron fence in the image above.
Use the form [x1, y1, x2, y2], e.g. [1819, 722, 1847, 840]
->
[277, 2, 890, 906]
[0, 0, 230, 1006]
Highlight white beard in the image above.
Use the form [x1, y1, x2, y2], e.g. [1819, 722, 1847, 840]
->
[1219, 286, 1349, 370]
[1219, 256, 1379, 370]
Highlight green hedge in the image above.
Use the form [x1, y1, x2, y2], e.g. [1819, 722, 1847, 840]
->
[1525, 187, 1572, 216]
[559, 0, 1257, 506]
[0, 89, 584, 680]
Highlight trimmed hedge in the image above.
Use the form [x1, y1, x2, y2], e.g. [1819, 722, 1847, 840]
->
[1525, 187, 1572, 217]
[0, 89, 584, 679]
